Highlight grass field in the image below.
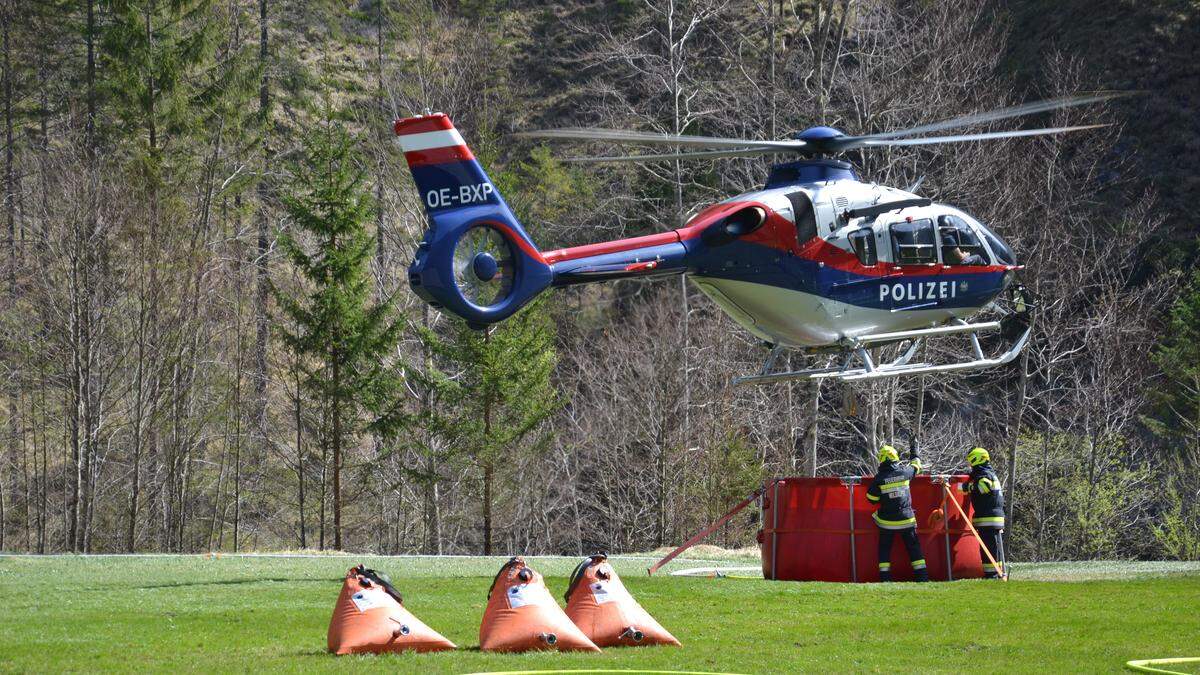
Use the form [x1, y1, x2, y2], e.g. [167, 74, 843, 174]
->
[1, 553, 1198, 673]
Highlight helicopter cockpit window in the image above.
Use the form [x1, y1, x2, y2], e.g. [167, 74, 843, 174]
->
[890, 218, 936, 265]
[938, 215, 989, 266]
[981, 228, 1016, 265]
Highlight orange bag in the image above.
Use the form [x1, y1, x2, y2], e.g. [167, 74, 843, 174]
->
[565, 554, 680, 648]
[327, 564, 456, 655]
[479, 557, 600, 653]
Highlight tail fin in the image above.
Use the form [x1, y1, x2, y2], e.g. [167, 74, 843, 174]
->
[395, 114, 551, 328]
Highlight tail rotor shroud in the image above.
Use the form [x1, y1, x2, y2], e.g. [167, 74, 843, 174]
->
[453, 225, 515, 308]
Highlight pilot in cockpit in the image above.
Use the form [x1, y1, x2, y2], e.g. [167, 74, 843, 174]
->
[941, 229, 987, 266]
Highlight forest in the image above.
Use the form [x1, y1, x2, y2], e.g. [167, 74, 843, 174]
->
[0, 0, 1197, 561]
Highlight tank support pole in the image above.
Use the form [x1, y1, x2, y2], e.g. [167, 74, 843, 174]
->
[843, 477, 860, 583]
[646, 485, 765, 576]
[770, 481, 779, 580]
[941, 478, 953, 581]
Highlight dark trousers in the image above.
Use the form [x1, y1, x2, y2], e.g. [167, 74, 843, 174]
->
[978, 527, 1005, 578]
[877, 526, 927, 581]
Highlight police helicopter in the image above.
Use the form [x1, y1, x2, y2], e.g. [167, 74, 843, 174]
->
[397, 93, 1122, 383]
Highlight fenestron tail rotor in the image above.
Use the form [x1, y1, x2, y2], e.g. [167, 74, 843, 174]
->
[452, 225, 514, 308]
[516, 91, 1133, 162]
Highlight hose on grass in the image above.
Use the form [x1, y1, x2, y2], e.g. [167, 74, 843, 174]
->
[1125, 658, 1200, 674]
[464, 670, 749, 675]
[668, 566, 761, 579]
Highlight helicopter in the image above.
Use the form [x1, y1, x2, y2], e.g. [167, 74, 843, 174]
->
[397, 93, 1122, 383]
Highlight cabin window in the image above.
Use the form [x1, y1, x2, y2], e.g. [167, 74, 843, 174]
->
[849, 228, 877, 266]
[938, 215, 990, 265]
[890, 218, 936, 265]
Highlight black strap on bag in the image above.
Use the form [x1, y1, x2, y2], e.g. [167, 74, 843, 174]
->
[354, 564, 403, 606]
[487, 557, 524, 600]
[564, 553, 608, 603]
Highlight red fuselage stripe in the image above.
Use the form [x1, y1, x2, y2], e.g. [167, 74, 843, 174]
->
[489, 221, 546, 264]
[543, 230, 681, 264]
[403, 145, 477, 168]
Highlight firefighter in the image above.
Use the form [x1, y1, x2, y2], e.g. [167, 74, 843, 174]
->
[866, 441, 928, 582]
[961, 447, 1006, 578]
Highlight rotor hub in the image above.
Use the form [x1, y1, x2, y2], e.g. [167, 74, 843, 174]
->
[793, 126, 846, 142]
[472, 251, 499, 282]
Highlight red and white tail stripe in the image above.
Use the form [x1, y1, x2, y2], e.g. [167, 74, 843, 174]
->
[393, 113, 476, 167]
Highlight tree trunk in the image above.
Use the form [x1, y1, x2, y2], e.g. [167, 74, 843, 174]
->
[252, 0, 270, 485]
[482, 460, 493, 555]
[808, 372, 821, 477]
[318, 405, 327, 550]
[2, 0, 14, 553]
[295, 358, 306, 549]
[331, 345, 342, 551]
[1005, 339, 1030, 527]
[481, 330, 493, 555]
[374, 0, 386, 264]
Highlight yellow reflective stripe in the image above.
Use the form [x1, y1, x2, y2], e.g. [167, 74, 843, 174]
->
[978, 481, 991, 494]
[912, 559, 926, 569]
[865, 492, 881, 502]
[880, 480, 910, 491]
[873, 513, 916, 529]
[878, 562, 891, 570]
[911, 459, 923, 473]
[972, 516, 1005, 526]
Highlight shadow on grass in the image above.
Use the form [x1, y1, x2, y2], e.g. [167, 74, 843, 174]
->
[294, 646, 485, 657]
[134, 577, 340, 589]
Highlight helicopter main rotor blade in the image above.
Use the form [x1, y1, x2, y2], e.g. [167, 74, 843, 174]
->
[856, 123, 1109, 148]
[862, 91, 1132, 141]
[515, 127, 806, 151]
[562, 146, 784, 163]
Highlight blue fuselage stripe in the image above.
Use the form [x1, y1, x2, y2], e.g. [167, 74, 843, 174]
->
[684, 239, 1005, 310]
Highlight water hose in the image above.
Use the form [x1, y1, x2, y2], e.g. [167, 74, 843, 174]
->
[1125, 658, 1200, 674]
[464, 671, 749, 675]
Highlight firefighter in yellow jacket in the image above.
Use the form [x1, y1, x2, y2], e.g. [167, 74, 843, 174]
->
[961, 447, 1006, 579]
[866, 441, 928, 582]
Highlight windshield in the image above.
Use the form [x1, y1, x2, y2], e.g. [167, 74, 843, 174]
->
[956, 211, 1017, 265]
[978, 224, 1016, 265]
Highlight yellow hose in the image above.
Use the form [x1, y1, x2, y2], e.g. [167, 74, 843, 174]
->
[465, 671, 748, 675]
[1126, 658, 1200, 674]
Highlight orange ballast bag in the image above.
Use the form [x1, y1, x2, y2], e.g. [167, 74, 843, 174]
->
[479, 557, 600, 653]
[327, 564, 456, 655]
[565, 554, 680, 648]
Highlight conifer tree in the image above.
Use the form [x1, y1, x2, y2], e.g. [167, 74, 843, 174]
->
[1150, 271, 1200, 464]
[274, 113, 400, 551]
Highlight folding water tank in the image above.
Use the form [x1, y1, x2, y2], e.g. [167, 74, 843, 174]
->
[759, 476, 985, 582]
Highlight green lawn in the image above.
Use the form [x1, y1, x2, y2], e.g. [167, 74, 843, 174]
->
[0, 554, 1197, 673]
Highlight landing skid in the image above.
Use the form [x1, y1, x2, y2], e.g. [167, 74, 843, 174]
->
[734, 316, 1033, 385]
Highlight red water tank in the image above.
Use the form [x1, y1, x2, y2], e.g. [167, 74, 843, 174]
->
[759, 476, 984, 582]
